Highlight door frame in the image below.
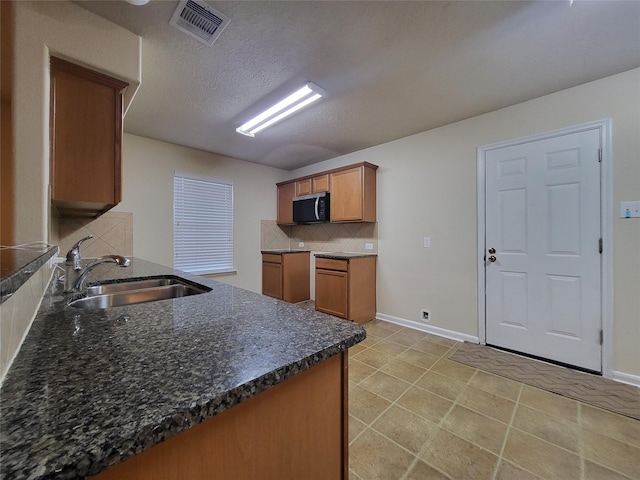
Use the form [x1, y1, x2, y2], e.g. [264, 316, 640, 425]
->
[476, 119, 613, 377]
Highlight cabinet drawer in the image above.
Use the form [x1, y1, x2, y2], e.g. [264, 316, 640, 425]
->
[315, 258, 348, 272]
[262, 254, 282, 264]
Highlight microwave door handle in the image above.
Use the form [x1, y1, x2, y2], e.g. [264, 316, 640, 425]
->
[315, 197, 320, 221]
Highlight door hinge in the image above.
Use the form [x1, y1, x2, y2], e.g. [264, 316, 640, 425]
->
[598, 148, 602, 163]
[599, 238, 603, 254]
[599, 329, 603, 345]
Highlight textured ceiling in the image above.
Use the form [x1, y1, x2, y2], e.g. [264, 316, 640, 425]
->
[74, 1, 640, 170]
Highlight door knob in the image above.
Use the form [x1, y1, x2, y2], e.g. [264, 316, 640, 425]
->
[488, 255, 497, 262]
[488, 248, 496, 254]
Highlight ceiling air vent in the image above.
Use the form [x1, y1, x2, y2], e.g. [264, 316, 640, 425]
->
[170, 0, 230, 47]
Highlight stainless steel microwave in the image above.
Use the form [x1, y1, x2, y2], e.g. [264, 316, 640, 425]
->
[292, 192, 330, 224]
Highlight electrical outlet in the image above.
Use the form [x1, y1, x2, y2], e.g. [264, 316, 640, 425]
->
[298, 242, 304, 247]
[420, 309, 430, 322]
[365, 243, 374, 250]
[423, 237, 431, 248]
[620, 201, 640, 218]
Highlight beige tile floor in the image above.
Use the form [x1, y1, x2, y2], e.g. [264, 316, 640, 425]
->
[348, 319, 640, 480]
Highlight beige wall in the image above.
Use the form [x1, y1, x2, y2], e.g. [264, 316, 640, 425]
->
[12, 1, 141, 245]
[291, 68, 640, 378]
[9, 1, 638, 379]
[114, 134, 288, 293]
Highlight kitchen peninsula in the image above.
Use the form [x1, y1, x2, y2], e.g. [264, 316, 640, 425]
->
[0, 258, 365, 479]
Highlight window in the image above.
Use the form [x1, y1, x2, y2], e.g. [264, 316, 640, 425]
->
[174, 173, 233, 274]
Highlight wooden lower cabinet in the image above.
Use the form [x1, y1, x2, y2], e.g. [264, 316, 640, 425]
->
[92, 353, 349, 480]
[315, 268, 348, 318]
[262, 258, 282, 299]
[315, 256, 376, 324]
[262, 252, 310, 303]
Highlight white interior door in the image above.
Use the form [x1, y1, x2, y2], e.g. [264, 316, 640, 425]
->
[485, 128, 602, 372]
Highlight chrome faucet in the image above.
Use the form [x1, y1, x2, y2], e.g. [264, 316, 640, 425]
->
[71, 255, 131, 292]
[64, 235, 131, 292]
[64, 235, 93, 292]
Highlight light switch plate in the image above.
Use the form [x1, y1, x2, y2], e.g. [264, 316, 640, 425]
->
[298, 242, 304, 247]
[423, 237, 431, 248]
[365, 243, 374, 250]
[620, 201, 640, 218]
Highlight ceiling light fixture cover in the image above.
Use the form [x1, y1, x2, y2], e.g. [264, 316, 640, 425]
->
[236, 82, 326, 137]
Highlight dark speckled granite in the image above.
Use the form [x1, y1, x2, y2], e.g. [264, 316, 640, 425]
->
[314, 252, 378, 260]
[260, 250, 310, 254]
[0, 244, 58, 303]
[0, 258, 365, 479]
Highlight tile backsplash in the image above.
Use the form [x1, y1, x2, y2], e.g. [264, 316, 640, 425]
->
[261, 220, 377, 254]
[260, 220, 290, 251]
[56, 212, 133, 259]
[0, 259, 54, 382]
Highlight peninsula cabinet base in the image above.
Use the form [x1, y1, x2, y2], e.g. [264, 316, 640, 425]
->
[92, 353, 348, 480]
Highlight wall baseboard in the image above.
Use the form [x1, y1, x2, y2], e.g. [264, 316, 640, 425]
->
[612, 370, 640, 388]
[375, 313, 479, 344]
[375, 314, 639, 387]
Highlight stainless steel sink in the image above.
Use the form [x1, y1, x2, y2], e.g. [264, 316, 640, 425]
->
[69, 276, 211, 309]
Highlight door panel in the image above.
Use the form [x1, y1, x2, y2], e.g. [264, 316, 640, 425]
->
[485, 129, 601, 372]
[500, 271, 528, 329]
[500, 188, 527, 253]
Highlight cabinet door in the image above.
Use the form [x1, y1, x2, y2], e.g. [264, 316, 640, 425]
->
[277, 183, 296, 225]
[295, 179, 312, 196]
[282, 253, 310, 303]
[329, 167, 363, 222]
[312, 174, 329, 193]
[262, 262, 283, 299]
[50, 57, 128, 216]
[315, 269, 348, 318]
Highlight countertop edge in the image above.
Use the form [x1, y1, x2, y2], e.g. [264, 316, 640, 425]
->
[0, 246, 58, 302]
[0, 257, 367, 479]
[261, 250, 311, 254]
[314, 252, 378, 259]
[93, 334, 364, 476]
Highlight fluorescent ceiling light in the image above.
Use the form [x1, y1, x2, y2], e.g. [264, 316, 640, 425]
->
[236, 82, 326, 137]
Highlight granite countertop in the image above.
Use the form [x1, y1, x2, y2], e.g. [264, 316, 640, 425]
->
[314, 252, 378, 260]
[0, 243, 58, 303]
[0, 258, 365, 479]
[260, 249, 310, 254]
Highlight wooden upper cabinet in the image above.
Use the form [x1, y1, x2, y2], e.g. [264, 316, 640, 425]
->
[277, 162, 377, 225]
[50, 57, 128, 217]
[329, 163, 377, 222]
[312, 174, 329, 193]
[295, 178, 311, 196]
[295, 174, 329, 197]
[277, 182, 296, 225]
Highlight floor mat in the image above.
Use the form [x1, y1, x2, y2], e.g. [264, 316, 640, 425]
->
[449, 342, 640, 421]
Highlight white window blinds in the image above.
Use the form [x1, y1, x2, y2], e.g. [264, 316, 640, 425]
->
[174, 173, 234, 274]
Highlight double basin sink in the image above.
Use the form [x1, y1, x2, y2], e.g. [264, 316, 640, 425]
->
[69, 276, 211, 309]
